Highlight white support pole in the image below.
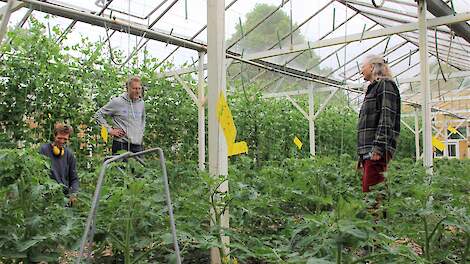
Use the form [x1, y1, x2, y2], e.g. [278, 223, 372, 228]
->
[451, 120, 468, 139]
[173, 73, 199, 105]
[444, 118, 449, 157]
[0, 0, 16, 45]
[432, 125, 445, 138]
[454, 119, 466, 130]
[401, 120, 415, 133]
[198, 51, 206, 171]
[0, 0, 24, 19]
[312, 88, 339, 121]
[467, 123, 470, 158]
[418, 0, 433, 175]
[207, 1, 228, 263]
[414, 108, 421, 161]
[465, 122, 470, 140]
[308, 87, 315, 157]
[286, 95, 309, 120]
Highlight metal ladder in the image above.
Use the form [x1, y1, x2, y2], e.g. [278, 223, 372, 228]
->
[76, 148, 182, 264]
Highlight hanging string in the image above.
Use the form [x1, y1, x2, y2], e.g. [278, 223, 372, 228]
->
[184, 0, 188, 20]
[104, 23, 125, 66]
[434, 27, 447, 82]
[383, 36, 391, 54]
[446, 31, 454, 67]
[289, 0, 293, 48]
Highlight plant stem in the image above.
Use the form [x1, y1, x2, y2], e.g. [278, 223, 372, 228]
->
[125, 209, 132, 263]
[350, 253, 390, 264]
[336, 243, 342, 264]
[462, 233, 469, 263]
[423, 217, 431, 263]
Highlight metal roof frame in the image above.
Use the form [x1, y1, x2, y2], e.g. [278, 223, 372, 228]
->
[2, 0, 468, 115]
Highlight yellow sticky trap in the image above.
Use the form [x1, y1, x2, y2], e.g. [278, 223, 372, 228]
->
[217, 92, 236, 143]
[216, 91, 248, 156]
[293, 136, 303, 150]
[448, 126, 458, 134]
[432, 136, 445, 152]
[101, 126, 108, 143]
[228, 141, 248, 156]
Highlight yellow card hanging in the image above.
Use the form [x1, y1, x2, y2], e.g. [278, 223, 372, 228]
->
[432, 136, 445, 152]
[293, 136, 303, 150]
[101, 125, 108, 143]
[447, 126, 458, 135]
[216, 91, 248, 156]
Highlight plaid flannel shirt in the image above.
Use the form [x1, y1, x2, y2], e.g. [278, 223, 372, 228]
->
[357, 79, 401, 157]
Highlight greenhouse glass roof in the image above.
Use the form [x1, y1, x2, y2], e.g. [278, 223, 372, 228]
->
[1, 0, 470, 118]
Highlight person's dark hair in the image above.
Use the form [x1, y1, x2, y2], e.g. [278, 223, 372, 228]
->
[54, 123, 73, 136]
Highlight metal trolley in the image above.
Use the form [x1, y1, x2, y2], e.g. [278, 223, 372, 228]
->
[76, 148, 181, 264]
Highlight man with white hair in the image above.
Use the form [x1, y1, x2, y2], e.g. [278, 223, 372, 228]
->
[358, 54, 401, 194]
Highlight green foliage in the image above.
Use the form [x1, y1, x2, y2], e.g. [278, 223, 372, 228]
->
[227, 4, 330, 93]
[0, 149, 81, 262]
[230, 86, 361, 163]
[228, 3, 305, 53]
[0, 17, 416, 164]
[0, 17, 468, 264]
[0, 17, 200, 164]
[1, 147, 469, 263]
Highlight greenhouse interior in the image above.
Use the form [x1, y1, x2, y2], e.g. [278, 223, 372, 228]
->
[0, 0, 469, 263]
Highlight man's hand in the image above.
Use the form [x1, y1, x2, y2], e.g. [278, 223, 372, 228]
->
[371, 152, 381, 161]
[109, 128, 126, 138]
[68, 195, 77, 207]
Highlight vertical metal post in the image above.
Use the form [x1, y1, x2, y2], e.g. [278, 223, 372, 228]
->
[467, 123, 469, 139]
[444, 118, 449, 157]
[414, 107, 421, 161]
[207, 0, 229, 263]
[0, 0, 15, 45]
[157, 148, 182, 264]
[198, 51, 206, 171]
[418, 0, 433, 175]
[308, 86, 315, 157]
[467, 123, 470, 157]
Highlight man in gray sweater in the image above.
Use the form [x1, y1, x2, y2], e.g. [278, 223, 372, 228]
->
[95, 76, 145, 154]
[39, 123, 79, 205]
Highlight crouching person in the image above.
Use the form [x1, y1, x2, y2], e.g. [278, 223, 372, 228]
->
[39, 123, 79, 206]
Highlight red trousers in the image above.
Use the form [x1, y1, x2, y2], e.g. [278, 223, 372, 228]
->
[360, 158, 388, 192]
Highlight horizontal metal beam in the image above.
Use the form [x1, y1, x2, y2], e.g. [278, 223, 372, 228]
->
[431, 95, 470, 103]
[262, 87, 337, 98]
[400, 70, 470, 84]
[427, 0, 470, 44]
[402, 109, 470, 117]
[245, 11, 470, 60]
[432, 119, 469, 125]
[265, 69, 470, 98]
[237, 53, 344, 86]
[345, 0, 417, 19]
[8, 0, 346, 89]
[6, 0, 206, 51]
[156, 65, 206, 78]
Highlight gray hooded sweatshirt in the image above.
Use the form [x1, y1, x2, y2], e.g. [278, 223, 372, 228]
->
[95, 93, 145, 145]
